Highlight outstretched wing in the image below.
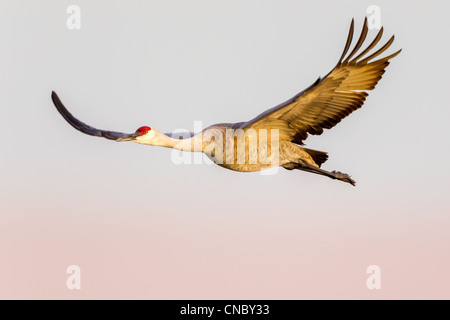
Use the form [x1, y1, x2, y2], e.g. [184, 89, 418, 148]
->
[52, 91, 195, 140]
[51, 91, 130, 140]
[241, 18, 401, 145]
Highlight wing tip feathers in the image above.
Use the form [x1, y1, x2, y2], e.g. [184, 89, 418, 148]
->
[339, 19, 400, 67]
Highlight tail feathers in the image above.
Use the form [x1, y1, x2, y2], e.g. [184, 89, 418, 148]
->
[303, 148, 328, 167]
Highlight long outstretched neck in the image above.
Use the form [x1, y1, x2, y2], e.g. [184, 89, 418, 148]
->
[151, 131, 203, 152]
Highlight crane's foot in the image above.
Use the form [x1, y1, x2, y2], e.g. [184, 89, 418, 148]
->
[331, 170, 356, 186]
[286, 160, 357, 186]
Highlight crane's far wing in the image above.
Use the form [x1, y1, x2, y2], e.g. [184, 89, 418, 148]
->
[51, 91, 130, 140]
[164, 132, 195, 139]
[241, 18, 401, 145]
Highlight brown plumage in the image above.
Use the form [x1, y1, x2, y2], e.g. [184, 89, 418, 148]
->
[242, 18, 401, 146]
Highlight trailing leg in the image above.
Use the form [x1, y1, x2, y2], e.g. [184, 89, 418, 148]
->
[284, 161, 356, 186]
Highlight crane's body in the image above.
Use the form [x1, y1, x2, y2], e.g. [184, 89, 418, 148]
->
[51, 18, 401, 186]
[134, 124, 317, 172]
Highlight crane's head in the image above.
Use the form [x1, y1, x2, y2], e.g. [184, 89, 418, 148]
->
[116, 126, 154, 143]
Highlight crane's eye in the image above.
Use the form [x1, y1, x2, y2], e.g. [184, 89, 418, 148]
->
[136, 126, 151, 135]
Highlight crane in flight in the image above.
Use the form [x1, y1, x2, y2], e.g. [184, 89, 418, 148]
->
[52, 18, 400, 186]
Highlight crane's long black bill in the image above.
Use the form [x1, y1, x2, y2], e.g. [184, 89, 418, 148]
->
[116, 134, 136, 142]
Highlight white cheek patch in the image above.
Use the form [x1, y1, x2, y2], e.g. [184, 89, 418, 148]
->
[133, 130, 155, 144]
[134, 136, 149, 144]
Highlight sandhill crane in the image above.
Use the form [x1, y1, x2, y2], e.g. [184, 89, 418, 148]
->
[51, 18, 400, 186]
